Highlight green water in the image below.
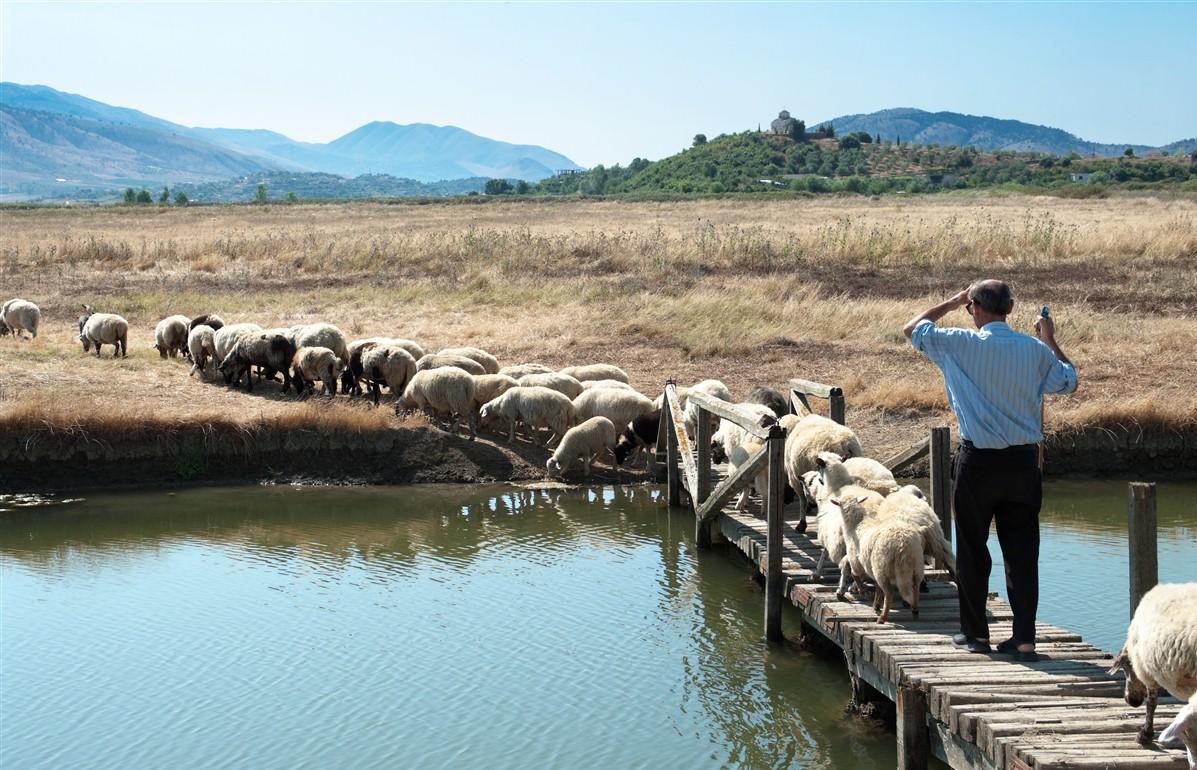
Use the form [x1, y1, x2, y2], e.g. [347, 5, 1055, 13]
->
[1, 481, 1194, 769]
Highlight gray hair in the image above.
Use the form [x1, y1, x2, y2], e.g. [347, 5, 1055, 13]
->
[969, 280, 1014, 315]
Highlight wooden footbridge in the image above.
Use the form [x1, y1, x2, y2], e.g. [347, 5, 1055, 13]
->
[653, 380, 1188, 769]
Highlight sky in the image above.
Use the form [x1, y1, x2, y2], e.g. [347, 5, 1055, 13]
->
[2, 1, 1195, 167]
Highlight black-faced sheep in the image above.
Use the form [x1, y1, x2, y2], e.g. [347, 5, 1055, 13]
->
[77, 306, 128, 358]
[219, 332, 296, 392]
[746, 386, 790, 421]
[1, 299, 41, 339]
[1109, 582, 1197, 747]
[438, 346, 499, 375]
[189, 314, 225, 333]
[187, 325, 216, 377]
[558, 364, 630, 384]
[415, 353, 487, 376]
[614, 411, 661, 467]
[546, 417, 618, 478]
[401, 367, 477, 439]
[292, 346, 343, 397]
[479, 386, 576, 446]
[154, 315, 192, 359]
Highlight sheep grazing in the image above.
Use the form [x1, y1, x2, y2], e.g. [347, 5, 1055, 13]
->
[1, 298, 41, 339]
[187, 325, 217, 377]
[1109, 582, 1197, 747]
[614, 410, 661, 467]
[546, 417, 618, 478]
[219, 332, 296, 392]
[401, 367, 477, 439]
[1160, 693, 1196, 770]
[358, 344, 417, 405]
[479, 386, 576, 446]
[498, 363, 554, 379]
[438, 346, 499, 375]
[681, 379, 734, 439]
[415, 353, 487, 376]
[292, 346, 344, 397]
[471, 373, 519, 412]
[189, 314, 225, 333]
[745, 386, 790, 421]
[784, 414, 864, 533]
[581, 379, 635, 392]
[154, 315, 192, 359]
[293, 323, 349, 366]
[572, 388, 654, 433]
[558, 363, 630, 384]
[214, 323, 264, 364]
[77, 306, 129, 358]
[518, 372, 584, 400]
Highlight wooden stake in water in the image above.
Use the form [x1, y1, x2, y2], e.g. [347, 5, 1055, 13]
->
[1128, 482, 1158, 619]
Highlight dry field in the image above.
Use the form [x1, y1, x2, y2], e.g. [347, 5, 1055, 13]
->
[2, 195, 1195, 467]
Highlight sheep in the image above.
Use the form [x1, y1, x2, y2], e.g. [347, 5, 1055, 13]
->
[438, 346, 499, 374]
[805, 452, 900, 518]
[214, 323, 263, 364]
[746, 386, 790, 420]
[293, 323, 348, 366]
[358, 344, 417, 405]
[387, 339, 425, 361]
[415, 353, 487, 376]
[546, 417, 618, 478]
[857, 512, 925, 624]
[1, 299, 41, 339]
[558, 363, 630, 383]
[1159, 693, 1196, 770]
[681, 379, 733, 439]
[77, 306, 128, 358]
[219, 332, 296, 392]
[1109, 582, 1197, 747]
[581, 379, 635, 392]
[725, 414, 801, 513]
[877, 485, 956, 577]
[498, 363, 554, 379]
[189, 314, 225, 333]
[614, 410, 660, 467]
[153, 315, 192, 359]
[291, 346, 344, 397]
[187, 325, 217, 377]
[342, 338, 412, 395]
[471, 373, 520, 411]
[401, 367, 477, 439]
[828, 486, 886, 600]
[572, 388, 654, 433]
[711, 402, 777, 464]
[518, 372, 584, 400]
[479, 386, 576, 446]
[784, 414, 864, 533]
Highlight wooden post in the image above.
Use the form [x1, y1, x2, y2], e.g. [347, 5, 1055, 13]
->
[896, 685, 930, 770]
[665, 393, 681, 508]
[695, 405, 713, 548]
[929, 427, 952, 552]
[1128, 482, 1158, 619]
[764, 427, 786, 642]
[829, 387, 846, 425]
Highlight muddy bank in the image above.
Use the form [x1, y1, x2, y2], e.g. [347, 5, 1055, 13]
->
[1, 423, 1193, 493]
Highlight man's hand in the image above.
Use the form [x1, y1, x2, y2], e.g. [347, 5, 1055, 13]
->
[903, 286, 973, 338]
[1034, 314, 1055, 342]
[949, 287, 971, 309]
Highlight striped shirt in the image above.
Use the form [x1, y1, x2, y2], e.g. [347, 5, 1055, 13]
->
[910, 320, 1077, 449]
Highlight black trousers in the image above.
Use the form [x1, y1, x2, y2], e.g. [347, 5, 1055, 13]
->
[952, 443, 1042, 644]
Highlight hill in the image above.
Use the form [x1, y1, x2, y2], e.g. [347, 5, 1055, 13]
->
[824, 108, 1197, 157]
[173, 171, 487, 203]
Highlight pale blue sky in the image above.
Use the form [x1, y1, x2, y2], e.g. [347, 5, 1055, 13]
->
[3, 2, 1194, 166]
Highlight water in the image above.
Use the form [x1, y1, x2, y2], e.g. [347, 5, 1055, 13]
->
[1, 481, 1194, 770]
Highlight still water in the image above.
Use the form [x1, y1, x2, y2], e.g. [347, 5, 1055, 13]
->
[1, 480, 1194, 769]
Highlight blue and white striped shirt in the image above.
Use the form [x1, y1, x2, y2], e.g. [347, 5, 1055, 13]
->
[910, 320, 1077, 449]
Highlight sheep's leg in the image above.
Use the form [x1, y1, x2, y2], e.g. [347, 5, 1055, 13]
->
[734, 488, 750, 511]
[467, 413, 476, 441]
[836, 559, 853, 600]
[583, 456, 591, 477]
[371, 381, 381, 406]
[1139, 688, 1158, 745]
[877, 588, 892, 624]
[872, 585, 884, 612]
[507, 422, 516, 444]
[795, 512, 808, 534]
[910, 578, 921, 619]
[815, 548, 826, 574]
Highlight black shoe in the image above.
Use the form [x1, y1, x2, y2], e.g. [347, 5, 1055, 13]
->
[996, 638, 1040, 661]
[952, 634, 991, 653]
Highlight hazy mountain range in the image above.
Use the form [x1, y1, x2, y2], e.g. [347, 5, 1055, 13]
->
[0, 82, 580, 198]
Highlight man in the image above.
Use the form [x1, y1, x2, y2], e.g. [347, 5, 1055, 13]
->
[902, 280, 1076, 662]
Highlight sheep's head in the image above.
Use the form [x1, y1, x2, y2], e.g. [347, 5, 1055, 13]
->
[478, 403, 497, 426]
[0, 320, 10, 336]
[711, 438, 727, 464]
[1108, 647, 1149, 707]
[545, 458, 562, 477]
[830, 492, 879, 527]
[815, 451, 845, 471]
[1159, 697, 1196, 769]
[898, 484, 927, 500]
[802, 471, 823, 515]
[614, 434, 636, 465]
[79, 334, 92, 352]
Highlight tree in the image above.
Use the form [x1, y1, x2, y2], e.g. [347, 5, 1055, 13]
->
[789, 119, 805, 142]
[1123, 147, 1135, 157]
[124, 188, 136, 204]
[484, 178, 513, 195]
[692, 133, 707, 146]
[173, 191, 189, 206]
[838, 135, 861, 150]
[136, 189, 153, 204]
[875, 134, 881, 144]
[285, 192, 299, 203]
[159, 186, 170, 204]
[255, 183, 268, 203]
[514, 180, 530, 194]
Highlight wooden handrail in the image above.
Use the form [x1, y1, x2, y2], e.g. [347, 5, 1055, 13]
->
[883, 436, 930, 473]
[664, 382, 698, 498]
[686, 390, 772, 439]
[695, 441, 771, 521]
[789, 378, 842, 399]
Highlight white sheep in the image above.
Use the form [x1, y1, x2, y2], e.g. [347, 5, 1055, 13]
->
[1109, 582, 1197, 748]
[571, 388, 654, 433]
[558, 363, 630, 383]
[878, 486, 956, 576]
[518, 372, 584, 400]
[415, 353, 487, 376]
[581, 379, 635, 392]
[187, 325, 216, 377]
[77, 307, 129, 358]
[784, 414, 864, 533]
[857, 512, 925, 624]
[805, 453, 899, 571]
[546, 417, 618, 478]
[498, 363, 554, 379]
[402, 367, 477, 439]
[725, 413, 799, 513]
[1, 299, 41, 339]
[291, 346, 344, 396]
[154, 314, 192, 359]
[711, 402, 777, 465]
[1160, 692, 1196, 770]
[214, 323, 264, 363]
[471, 373, 520, 411]
[479, 386, 576, 446]
[294, 323, 348, 365]
[389, 338, 425, 361]
[681, 379, 733, 439]
[358, 344, 417, 405]
[438, 346, 499, 374]
[829, 486, 886, 600]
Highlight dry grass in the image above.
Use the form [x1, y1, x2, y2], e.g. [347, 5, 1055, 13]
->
[2, 195, 1195, 461]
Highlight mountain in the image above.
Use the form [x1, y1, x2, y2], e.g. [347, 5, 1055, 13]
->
[0, 82, 581, 198]
[823, 108, 1196, 157]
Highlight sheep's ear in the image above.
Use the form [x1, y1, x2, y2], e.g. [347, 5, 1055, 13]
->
[815, 456, 827, 469]
[1108, 648, 1129, 676]
[856, 495, 870, 504]
[828, 497, 842, 507]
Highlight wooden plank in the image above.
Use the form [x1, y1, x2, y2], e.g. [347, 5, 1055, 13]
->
[884, 436, 931, 473]
[686, 390, 772, 439]
[664, 382, 698, 498]
[790, 390, 813, 417]
[695, 404, 713, 548]
[789, 378, 840, 400]
[897, 685, 930, 770]
[764, 433, 785, 642]
[696, 444, 770, 521]
[1128, 481, 1158, 619]
[664, 396, 681, 507]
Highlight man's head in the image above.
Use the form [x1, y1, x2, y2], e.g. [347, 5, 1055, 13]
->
[966, 279, 1013, 327]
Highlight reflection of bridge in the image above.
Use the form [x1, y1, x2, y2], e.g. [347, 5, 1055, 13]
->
[655, 379, 1186, 770]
